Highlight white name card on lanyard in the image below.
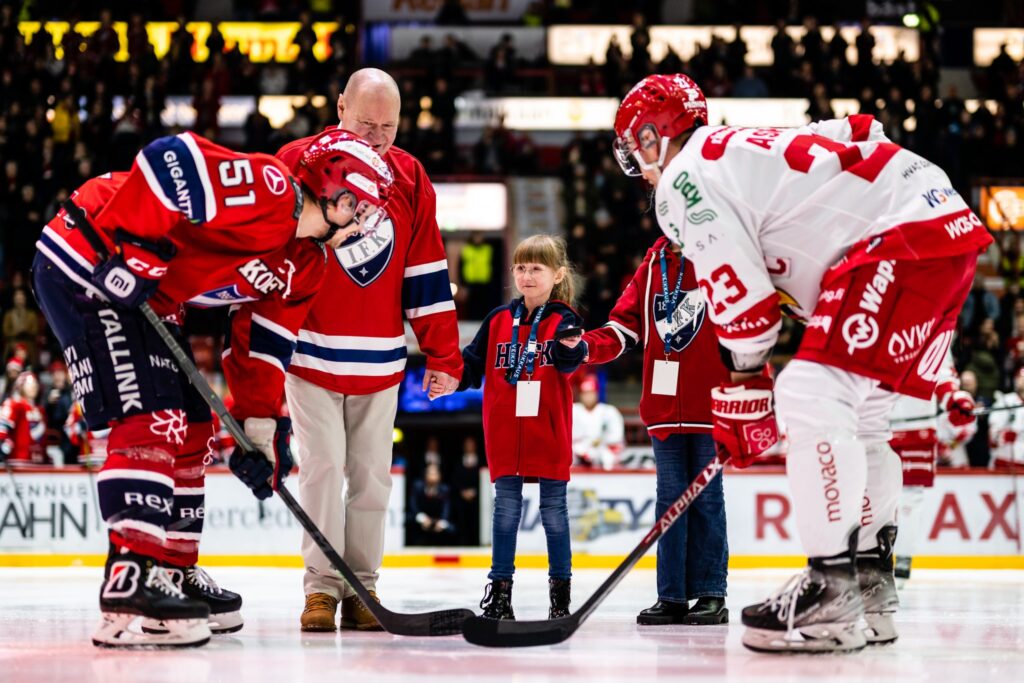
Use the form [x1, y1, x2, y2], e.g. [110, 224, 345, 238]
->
[651, 248, 684, 397]
[651, 360, 679, 395]
[508, 299, 546, 417]
[516, 380, 541, 417]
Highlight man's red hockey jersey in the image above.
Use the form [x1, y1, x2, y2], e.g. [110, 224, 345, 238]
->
[276, 131, 462, 395]
[583, 237, 729, 438]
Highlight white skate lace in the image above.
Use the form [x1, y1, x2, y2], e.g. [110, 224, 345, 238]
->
[187, 566, 222, 594]
[147, 565, 188, 600]
[764, 569, 813, 636]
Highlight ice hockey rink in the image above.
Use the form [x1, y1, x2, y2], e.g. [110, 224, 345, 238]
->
[2, 566, 1022, 683]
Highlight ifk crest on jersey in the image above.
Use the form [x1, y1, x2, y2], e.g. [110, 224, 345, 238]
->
[332, 217, 395, 287]
[653, 289, 706, 352]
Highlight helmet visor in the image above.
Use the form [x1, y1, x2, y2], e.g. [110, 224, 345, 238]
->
[613, 135, 643, 177]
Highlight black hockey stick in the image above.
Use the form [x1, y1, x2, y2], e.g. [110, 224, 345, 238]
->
[139, 302, 473, 636]
[462, 448, 730, 647]
[62, 200, 471, 635]
[890, 403, 1014, 425]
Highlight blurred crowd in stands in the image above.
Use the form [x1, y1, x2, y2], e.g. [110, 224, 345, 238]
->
[1, 0, 1023, 469]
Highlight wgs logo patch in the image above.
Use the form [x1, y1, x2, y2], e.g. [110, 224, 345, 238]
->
[333, 217, 395, 287]
[653, 289, 706, 352]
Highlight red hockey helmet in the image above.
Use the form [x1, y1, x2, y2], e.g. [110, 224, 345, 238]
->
[296, 129, 394, 231]
[613, 74, 707, 176]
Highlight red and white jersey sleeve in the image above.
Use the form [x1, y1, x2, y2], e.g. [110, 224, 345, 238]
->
[222, 240, 328, 421]
[655, 115, 986, 360]
[583, 272, 643, 364]
[806, 113, 889, 144]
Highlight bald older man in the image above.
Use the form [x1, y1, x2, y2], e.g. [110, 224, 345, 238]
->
[276, 69, 462, 632]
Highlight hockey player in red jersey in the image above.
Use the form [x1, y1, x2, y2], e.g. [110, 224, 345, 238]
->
[0, 372, 47, 464]
[31, 129, 393, 648]
[613, 74, 991, 653]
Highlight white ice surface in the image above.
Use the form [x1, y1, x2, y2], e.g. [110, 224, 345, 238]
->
[1, 567, 1022, 682]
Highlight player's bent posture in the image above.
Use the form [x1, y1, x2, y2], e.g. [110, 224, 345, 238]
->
[613, 74, 990, 653]
[31, 129, 392, 648]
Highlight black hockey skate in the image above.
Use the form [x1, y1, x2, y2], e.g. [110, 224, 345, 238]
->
[741, 550, 866, 653]
[548, 578, 571, 619]
[143, 565, 244, 634]
[480, 579, 515, 620]
[857, 525, 899, 645]
[93, 550, 211, 649]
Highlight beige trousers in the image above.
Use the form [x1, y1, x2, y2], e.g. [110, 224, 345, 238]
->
[286, 374, 399, 599]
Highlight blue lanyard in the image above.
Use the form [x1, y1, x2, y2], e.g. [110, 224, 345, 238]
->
[507, 300, 546, 385]
[659, 247, 686, 356]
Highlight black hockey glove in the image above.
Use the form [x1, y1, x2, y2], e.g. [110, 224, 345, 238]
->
[91, 229, 176, 308]
[229, 417, 294, 500]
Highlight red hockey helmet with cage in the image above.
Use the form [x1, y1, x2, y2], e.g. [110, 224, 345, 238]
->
[613, 74, 708, 176]
[296, 129, 394, 229]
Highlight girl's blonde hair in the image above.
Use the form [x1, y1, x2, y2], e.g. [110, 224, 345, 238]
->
[512, 234, 579, 306]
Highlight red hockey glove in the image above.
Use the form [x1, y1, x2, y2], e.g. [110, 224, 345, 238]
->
[711, 376, 780, 469]
[940, 389, 976, 427]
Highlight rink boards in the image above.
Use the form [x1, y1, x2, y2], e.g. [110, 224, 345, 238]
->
[0, 467, 1021, 567]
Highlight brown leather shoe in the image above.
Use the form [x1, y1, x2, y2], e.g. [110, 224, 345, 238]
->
[300, 592, 339, 632]
[340, 590, 384, 631]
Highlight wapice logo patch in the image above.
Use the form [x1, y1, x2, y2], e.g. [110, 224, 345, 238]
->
[332, 217, 395, 287]
[653, 289, 706, 352]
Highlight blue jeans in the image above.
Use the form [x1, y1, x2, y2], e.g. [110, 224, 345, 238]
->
[489, 476, 571, 580]
[652, 433, 728, 603]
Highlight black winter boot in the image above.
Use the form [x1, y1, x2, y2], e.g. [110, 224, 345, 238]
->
[548, 578, 571, 619]
[683, 596, 729, 625]
[480, 579, 515, 620]
[637, 600, 689, 625]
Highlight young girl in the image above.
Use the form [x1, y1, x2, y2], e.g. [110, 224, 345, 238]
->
[459, 234, 586, 620]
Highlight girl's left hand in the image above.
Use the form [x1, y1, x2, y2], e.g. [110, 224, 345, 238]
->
[558, 335, 582, 349]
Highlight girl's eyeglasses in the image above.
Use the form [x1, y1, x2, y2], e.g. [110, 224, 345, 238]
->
[511, 265, 549, 277]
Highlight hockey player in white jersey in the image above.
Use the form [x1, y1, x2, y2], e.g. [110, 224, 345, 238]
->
[989, 369, 1024, 469]
[613, 74, 991, 653]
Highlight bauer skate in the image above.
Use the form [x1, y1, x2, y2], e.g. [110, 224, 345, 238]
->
[741, 553, 866, 654]
[857, 525, 899, 645]
[143, 565, 244, 634]
[93, 550, 210, 649]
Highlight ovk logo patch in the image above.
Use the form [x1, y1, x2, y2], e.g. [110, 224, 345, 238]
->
[653, 289, 706, 352]
[332, 217, 396, 287]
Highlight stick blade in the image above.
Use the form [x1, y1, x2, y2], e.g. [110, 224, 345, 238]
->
[383, 608, 475, 637]
[462, 615, 577, 647]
